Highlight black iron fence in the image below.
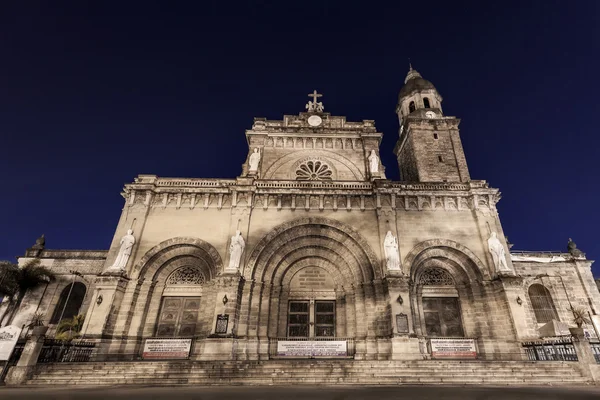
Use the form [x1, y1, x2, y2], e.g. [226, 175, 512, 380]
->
[522, 337, 578, 361]
[591, 341, 600, 364]
[268, 337, 355, 358]
[37, 339, 96, 363]
[7, 341, 26, 367]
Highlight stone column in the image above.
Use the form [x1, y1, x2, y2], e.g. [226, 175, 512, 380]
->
[199, 273, 243, 361]
[83, 274, 130, 338]
[498, 275, 531, 340]
[4, 331, 46, 385]
[386, 276, 421, 360]
[571, 330, 600, 382]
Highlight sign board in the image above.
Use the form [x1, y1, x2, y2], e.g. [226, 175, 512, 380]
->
[142, 338, 192, 360]
[0, 325, 22, 361]
[215, 314, 229, 334]
[395, 313, 409, 334]
[277, 340, 347, 357]
[430, 338, 476, 359]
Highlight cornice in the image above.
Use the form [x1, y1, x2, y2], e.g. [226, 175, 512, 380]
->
[122, 177, 500, 214]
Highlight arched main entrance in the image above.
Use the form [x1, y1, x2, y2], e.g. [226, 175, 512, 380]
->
[239, 217, 388, 358]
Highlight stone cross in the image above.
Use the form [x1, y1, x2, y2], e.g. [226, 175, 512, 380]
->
[308, 90, 322, 104]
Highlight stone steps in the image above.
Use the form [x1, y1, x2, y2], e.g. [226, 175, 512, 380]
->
[25, 360, 589, 386]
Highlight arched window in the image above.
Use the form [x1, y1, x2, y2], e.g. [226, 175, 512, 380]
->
[423, 97, 431, 108]
[50, 282, 86, 324]
[528, 284, 559, 324]
[409, 101, 416, 113]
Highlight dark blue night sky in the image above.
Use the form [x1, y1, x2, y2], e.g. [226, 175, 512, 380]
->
[1, 1, 598, 277]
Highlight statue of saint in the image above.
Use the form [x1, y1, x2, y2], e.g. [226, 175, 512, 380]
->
[248, 148, 261, 172]
[368, 150, 379, 174]
[383, 231, 401, 271]
[109, 229, 135, 271]
[228, 230, 245, 271]
[487, 232, 511, 273]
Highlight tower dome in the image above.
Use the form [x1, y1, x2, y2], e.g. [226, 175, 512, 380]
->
[396, 65, 443, 124]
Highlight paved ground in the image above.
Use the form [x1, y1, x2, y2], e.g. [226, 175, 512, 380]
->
[1, 386, 600, 400]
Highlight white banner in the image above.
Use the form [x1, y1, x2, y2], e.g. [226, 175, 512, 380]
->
[142, 338, 192, 360]
[430, 338, 477, 359]
[277, 340, 347, 357]
[0, 325, 22, 361]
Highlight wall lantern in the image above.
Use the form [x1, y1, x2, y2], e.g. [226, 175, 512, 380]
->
[397, 295, 403, 305]
[96, 294, 103, 305]
[516, 296, 523, 306]
[222, 295, 229, 305]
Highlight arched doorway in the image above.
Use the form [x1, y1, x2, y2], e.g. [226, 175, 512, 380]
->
[155, 266, 205, 337]
[120, 237, 222, 342]
[240, 217, 385, 358]
[415, 267, 464, 337]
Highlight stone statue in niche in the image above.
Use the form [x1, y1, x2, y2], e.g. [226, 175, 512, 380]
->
[487, 232, 512, 273]
[108, 229, 135, 271]
[368, 150, 380, 174]
[228, 230, 245, 271]
[248, 148, 261, 173]
[384, 231, 401, 271]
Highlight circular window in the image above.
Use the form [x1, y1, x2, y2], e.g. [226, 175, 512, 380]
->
[296, 160, 333, 181]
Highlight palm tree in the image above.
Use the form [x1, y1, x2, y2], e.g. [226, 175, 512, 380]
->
[55, 314, 85, 340]
[0, 261, 20, 325]
[2, 259, 55, 326]
[0, 261, 19, 296]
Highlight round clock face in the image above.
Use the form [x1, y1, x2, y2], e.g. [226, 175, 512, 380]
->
[425, 111, 436, 119]
[308, 115, 323, 127]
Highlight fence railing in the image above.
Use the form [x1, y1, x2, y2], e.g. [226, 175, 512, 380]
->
[522, 336, 578, 361]
[268, 337, 355, 358]
[590, 341, 600, 364]
[37, 339, 96, 363]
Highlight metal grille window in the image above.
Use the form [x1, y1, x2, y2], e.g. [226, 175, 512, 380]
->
[288, 301, 309, 337]
[528, 284, 559, 324]
[315, 301, 335, 337]
[156, 297, 201, 337]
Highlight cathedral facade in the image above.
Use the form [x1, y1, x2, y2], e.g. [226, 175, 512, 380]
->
[4, 68, 600, 363]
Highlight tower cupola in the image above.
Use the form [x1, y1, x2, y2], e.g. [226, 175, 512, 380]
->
[396, 65, 443, 125]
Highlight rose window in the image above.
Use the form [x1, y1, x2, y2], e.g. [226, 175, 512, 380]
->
[295, 160, 333, 181]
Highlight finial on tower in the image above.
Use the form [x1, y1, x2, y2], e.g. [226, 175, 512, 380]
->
[408, 58, 412, 71]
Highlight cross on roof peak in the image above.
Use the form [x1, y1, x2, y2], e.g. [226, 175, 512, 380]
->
[305, 89, 324, 113]
[308, 90, 322, 103]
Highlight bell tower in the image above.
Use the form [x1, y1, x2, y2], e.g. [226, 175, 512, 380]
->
[394, 66, 470, 182]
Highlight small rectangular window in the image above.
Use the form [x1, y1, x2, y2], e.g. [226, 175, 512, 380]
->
[433, 133, 439, 140]
[438, 155, 443, 162]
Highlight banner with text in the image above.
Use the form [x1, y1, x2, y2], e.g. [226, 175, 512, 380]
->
[430, 338, 477, 359]
[0, 325, 22, 361]
[142, 338, 192, 360]
[277, 340, 347, 357]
